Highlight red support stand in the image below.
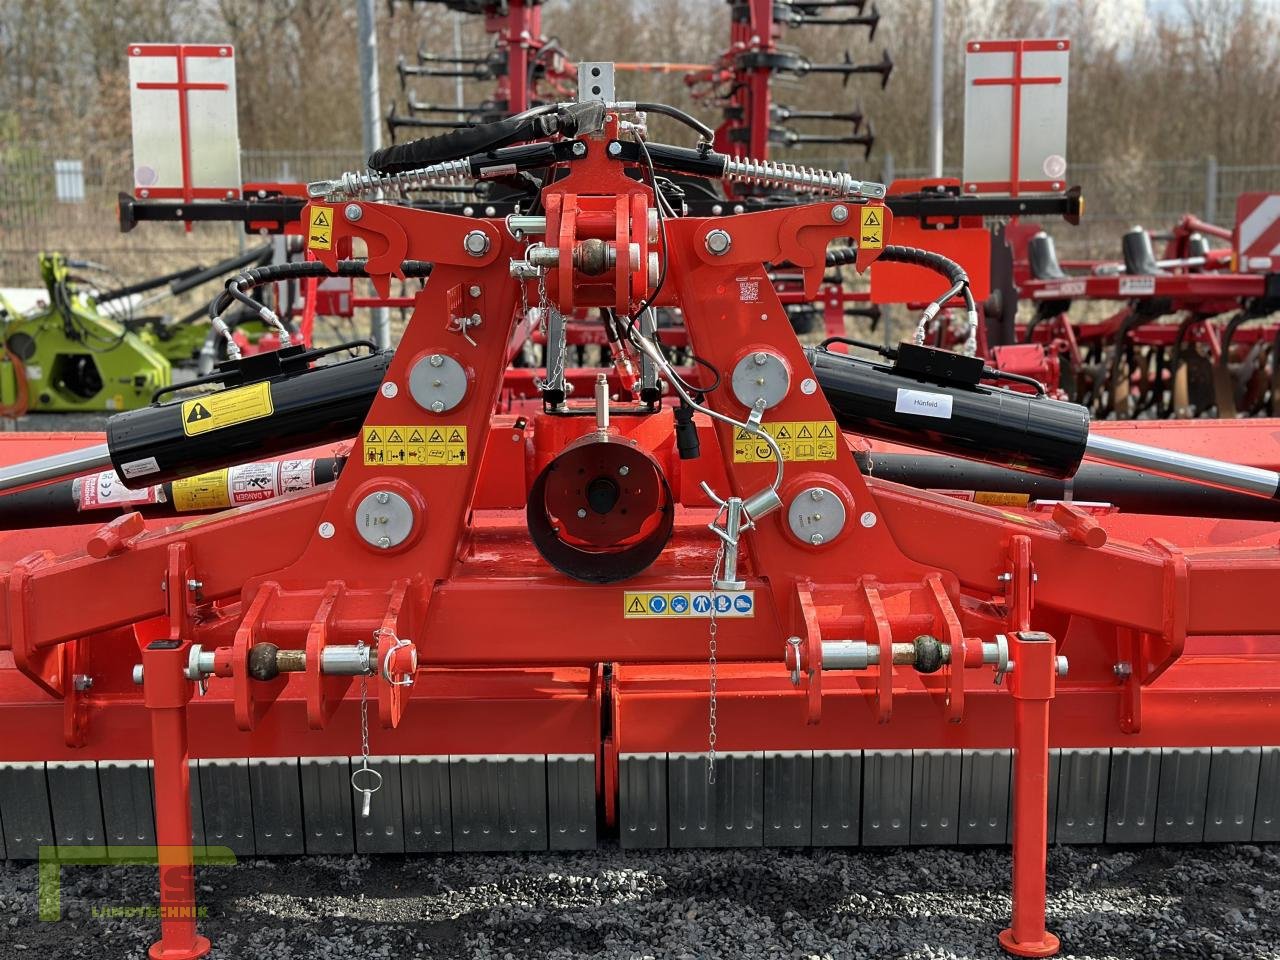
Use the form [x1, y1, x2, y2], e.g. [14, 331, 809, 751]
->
[999, 630, 1061, 958]
[143, 543, 211, 960]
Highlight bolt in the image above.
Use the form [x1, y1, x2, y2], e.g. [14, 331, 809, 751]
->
[800, 378, 818, 395]
[470, 312, 483, 326]
[511, 433, 521, 442]
[997, 572, 1013, 582]
[375, 492, 391, 505]
[469, 285, 482, 298]
[705, 229, 732, 256]
[732, 204, 744, 214]
[73, 674, 93, 692]
[484, 205, 496, 217]
[463, 205, 475, 217]
[377, 536, 392, 549]
[810, 533, 824, 546]
[859, 511, 877, 528]
[572, 141, 588, 157]
[606, 141, 623, 157]
[753, 352, 768, 366]
[318, 521, 335, 539]
[711, 204, 723, 215]
[381, 382, 398, 398]
[813, 514, 822, 521]
[810, 489, 825, 502]
[430, 400, 446, 413]
[187, 579, 202, 592]
[463, 230, 491, 257]
[132, 665, 145, 685]
[576, 508, 588, 518]
[1056, 655, 1069, 678]
[429, 354, 445, 367]
[831, 204, 849, 223]
[1113, 661, 1132, 678]
[344, 203, 362, 221]
[432, 379, 442, 388]
[619, 465, 630, 476]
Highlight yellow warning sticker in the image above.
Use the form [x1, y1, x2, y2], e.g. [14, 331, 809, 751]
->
[623, 590, 755, 618]
[859, 205, 883, 249]
[172, 470, 231, 512]
[181, 382, 274, 437]
[308, 205, 334, 250]
[732, 421, 840, 463]
[363, 425, 468, 467]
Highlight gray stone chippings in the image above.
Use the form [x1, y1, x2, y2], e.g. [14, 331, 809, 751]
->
[0, 842, 1276, 958]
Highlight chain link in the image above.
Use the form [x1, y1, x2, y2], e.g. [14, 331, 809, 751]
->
[351, 635, 382, 818]
[706, 544, 724, 785]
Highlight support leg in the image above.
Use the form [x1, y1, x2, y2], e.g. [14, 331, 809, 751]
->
[144, 640, 211, 960]
[999, 630, 1061, 958]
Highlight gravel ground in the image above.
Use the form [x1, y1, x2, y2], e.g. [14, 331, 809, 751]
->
[0, 844, 1277, 959]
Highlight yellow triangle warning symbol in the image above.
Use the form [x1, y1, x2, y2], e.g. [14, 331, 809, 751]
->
[312, 209, 331, 227]
[365, 428, 383, 443]
[817, 424, 834, 438]
[427, 429, 444, 443]
[775, 425, 791, 439]
[448, 428, 464, 443]
[735, 427, 751, 441]
[186, 403, 212, 423]
[627, 596, 646, 614]
[388, 428, 403, 443]
[408, 428, 424, 443]
[797, 424, 813, 438]
[863, 209, 880, 226]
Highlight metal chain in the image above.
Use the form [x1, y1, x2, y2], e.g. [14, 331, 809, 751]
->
[351, 636, 383, 818]
[706, 544, 724, 785]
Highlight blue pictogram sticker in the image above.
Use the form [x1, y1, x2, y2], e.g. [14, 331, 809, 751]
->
[670, 595, 689, 614]
[692, 595, 712, 614]
[715, 594, 732, 613]
[649, 595, 667, 614]
[733, 594, 753, 613]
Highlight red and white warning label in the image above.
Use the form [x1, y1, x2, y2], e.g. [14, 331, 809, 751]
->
[78, 470, 163, 510]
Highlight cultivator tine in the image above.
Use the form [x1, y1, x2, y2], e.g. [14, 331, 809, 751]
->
[803, 48, 894, 88]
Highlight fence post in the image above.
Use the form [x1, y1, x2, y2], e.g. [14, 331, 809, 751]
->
[882, 151, 896, 188]
[1204, 155, 1218, 224]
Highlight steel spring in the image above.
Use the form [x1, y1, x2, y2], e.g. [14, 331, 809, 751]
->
[308, 158, 474, 199]
[721, 157, 886, 199]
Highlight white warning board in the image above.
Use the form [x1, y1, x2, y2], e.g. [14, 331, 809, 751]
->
[962, 39, 1069, 196]
[1236, 193, 1280, 272]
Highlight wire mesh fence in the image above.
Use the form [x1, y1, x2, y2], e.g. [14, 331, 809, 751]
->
[1, 142, 1278, 288]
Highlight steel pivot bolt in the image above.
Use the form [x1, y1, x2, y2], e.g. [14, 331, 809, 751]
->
[187, 579, 203, 592]
[810, 489, 825, 502]
[376, 492, 391, 505]
[572, 141, 588, 157]
[469, 285, 482, 298]
[831, 204, 849, 223]
[1056, 655, 1069, 678]
[619, 465, 630, 476]
[1113, 661, 1132, 678]
[429, 354, 445, 368]
[344, 203, 362, 221]
[705, 229, 732, 256]
[463, 230, 491, 257]
[753, 352, 768, 366]
[73, 674, 94, 691]
[607, 141, 623, 157]
[576, 508, 588, 518]
[377, 536, 392, 549]
[810, 533, 824, 546]
[429, 400, 446, 413]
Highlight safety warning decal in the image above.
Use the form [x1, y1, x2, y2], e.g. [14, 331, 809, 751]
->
[172, 470, 232, 512]
[307, 205, 334, 251]
[181, 382, 274, 437]
[859, 205, 883, 249]
[624, 590, 755, 619]
[733, 420, 839, 463]
[362, 425, 468, 467]
[171, 459, 317, 512]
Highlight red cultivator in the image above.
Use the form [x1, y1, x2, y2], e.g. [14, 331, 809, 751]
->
[1, 71, 1279, 960]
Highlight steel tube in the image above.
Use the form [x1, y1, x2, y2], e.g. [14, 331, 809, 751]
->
[0, 442, 112, 496]
[1084, 433, 1280, 500]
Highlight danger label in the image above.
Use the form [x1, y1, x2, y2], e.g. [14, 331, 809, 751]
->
[181, 382, 274, 437]
[308, 205, 334, 251]
[624, 590, 755, 619]
[859, 205, 883, 249]
[171, 458, 317, 512]
[733, 420, 839, 463]
[363, 425, 468, 467]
